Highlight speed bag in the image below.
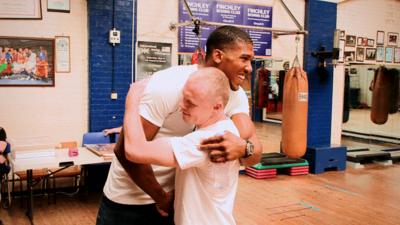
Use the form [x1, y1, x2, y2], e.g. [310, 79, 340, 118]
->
[370, 67, 391, 124]
[282, 67, 308, 158]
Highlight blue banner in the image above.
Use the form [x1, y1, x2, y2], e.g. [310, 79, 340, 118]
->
[178, 0, 273, 57]
[246, 29, 272, 56]
[178, 25, 215, 53]
[179, 0, 213, 22]
[243, 5, 272, 27]
[212, 2, 243, 25]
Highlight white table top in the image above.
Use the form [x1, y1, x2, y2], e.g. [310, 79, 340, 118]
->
[10, 147, 109, 172]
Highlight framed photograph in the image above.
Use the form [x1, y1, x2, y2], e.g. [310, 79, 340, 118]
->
[47, 0, 70, 13]
[0, 37, 55, 87]
[367, 39, 374, 47]
[385, 47, 393, 63]
[387, 32, 398, 46]
[376, 31, 385, 46]
[356, 47, 364, 62]
[0, 0, 42, 19]
[338, 39, 345, 63]
[55, 36, 70, 73]
[376, 46, 385, 62]
[357, 37, 363, 46]
[344, 51, 355, 62]
[340, 30, 345, 39]
[362, 38, 368, 46]
[365, 48, 376, 61]
[345, 35, 356, 47]
[394, 48, 400, 63]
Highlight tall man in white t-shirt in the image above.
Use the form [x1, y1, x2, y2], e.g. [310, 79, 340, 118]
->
[125, 68, 241, 225]
[96, 25, 262, 225]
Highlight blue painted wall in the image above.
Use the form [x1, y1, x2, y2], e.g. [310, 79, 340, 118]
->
[304, 0, 337, 146]
[87, 0, 134, 132]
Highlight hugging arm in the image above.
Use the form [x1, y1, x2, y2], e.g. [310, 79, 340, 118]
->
[200, 113, 262, 166]
[123, 82, 178, 168]
[113, 109, 172, 215]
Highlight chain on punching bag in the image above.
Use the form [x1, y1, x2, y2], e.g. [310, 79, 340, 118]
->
[370, 66, 391, 124]
[282, 67, 308, 158]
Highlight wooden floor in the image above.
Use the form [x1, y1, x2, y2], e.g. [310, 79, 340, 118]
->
[1, 122, 399, 225]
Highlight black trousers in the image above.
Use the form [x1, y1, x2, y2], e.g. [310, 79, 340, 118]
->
[96, 195, 174, 225]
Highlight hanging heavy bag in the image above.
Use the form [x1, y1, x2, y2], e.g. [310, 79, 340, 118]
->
[370, 66, 391, 124]
[282, 67, 308, 158]
[191, 47, 205, 65]
[278, 70, 286, 101]
[388, 69, 399, 114]
[343, 70, 350, 123]
[256, 67, 269, 108]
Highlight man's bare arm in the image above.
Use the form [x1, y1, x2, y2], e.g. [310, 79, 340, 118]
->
[199, 113, 262, 166]
[231, 113, 262, 166]
[114, 118, 172, 214]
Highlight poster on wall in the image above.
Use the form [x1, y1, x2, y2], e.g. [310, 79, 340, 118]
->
[0, 0, 42, 19]
[0, 37, 55, 87]
[178, 0, 273, 57]
[136, 41, 172, 81]
[47, 0, 70, 13]
[55, 36, 70, 73]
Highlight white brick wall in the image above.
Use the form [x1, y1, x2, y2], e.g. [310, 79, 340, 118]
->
[0, 0, 88, 149]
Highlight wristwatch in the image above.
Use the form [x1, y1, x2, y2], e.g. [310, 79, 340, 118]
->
[243, 140, 254, 158]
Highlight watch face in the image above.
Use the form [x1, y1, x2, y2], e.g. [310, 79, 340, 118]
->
[246, 141, 254, 157]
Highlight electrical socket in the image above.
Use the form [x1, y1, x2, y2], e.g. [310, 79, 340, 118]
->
[111, 92, 118, 100]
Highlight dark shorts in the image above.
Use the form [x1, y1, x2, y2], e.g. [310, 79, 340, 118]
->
[0, 164, 10, 178]
[96, 194, 174, 225]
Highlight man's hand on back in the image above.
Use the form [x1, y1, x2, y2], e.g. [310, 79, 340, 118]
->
[199, 131, 246, 163]
[155, 190, 174, 217]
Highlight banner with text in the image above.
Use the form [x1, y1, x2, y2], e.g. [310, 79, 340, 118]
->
[136, 41, 172, 81]
[178, 0, 272, 56]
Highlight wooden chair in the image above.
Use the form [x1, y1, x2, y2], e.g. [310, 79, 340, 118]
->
[14, 165, 49, 207]
[48, 141, 81, 203]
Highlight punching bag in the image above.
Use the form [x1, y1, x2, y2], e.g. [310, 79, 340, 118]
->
[282, 67, 308, 158]
[255, 67, 269, 108]
[388, 69, 399, 114]
[370, 66, 391, 124]
[278, 70, 286, 101]
[191, 47, 205, 65]
[343, 70, 350, 123]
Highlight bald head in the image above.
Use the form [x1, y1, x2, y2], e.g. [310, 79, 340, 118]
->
[186, 67, 230, 106]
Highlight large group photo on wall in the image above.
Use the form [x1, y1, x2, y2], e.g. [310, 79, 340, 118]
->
[0, 37, 55, 87]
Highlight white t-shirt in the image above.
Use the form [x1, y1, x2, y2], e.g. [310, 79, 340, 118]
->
[103, 64, 249, 204]
[171, 119, 240, 225]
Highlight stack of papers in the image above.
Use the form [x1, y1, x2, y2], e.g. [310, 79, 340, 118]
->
[85, 144, 115, 160]
[13, 149, 56, 159]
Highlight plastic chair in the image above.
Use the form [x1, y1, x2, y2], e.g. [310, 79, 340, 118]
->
[0, 143, 11, 208]
[81, 132, 114, 192]
[82, 132, 111, 145]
